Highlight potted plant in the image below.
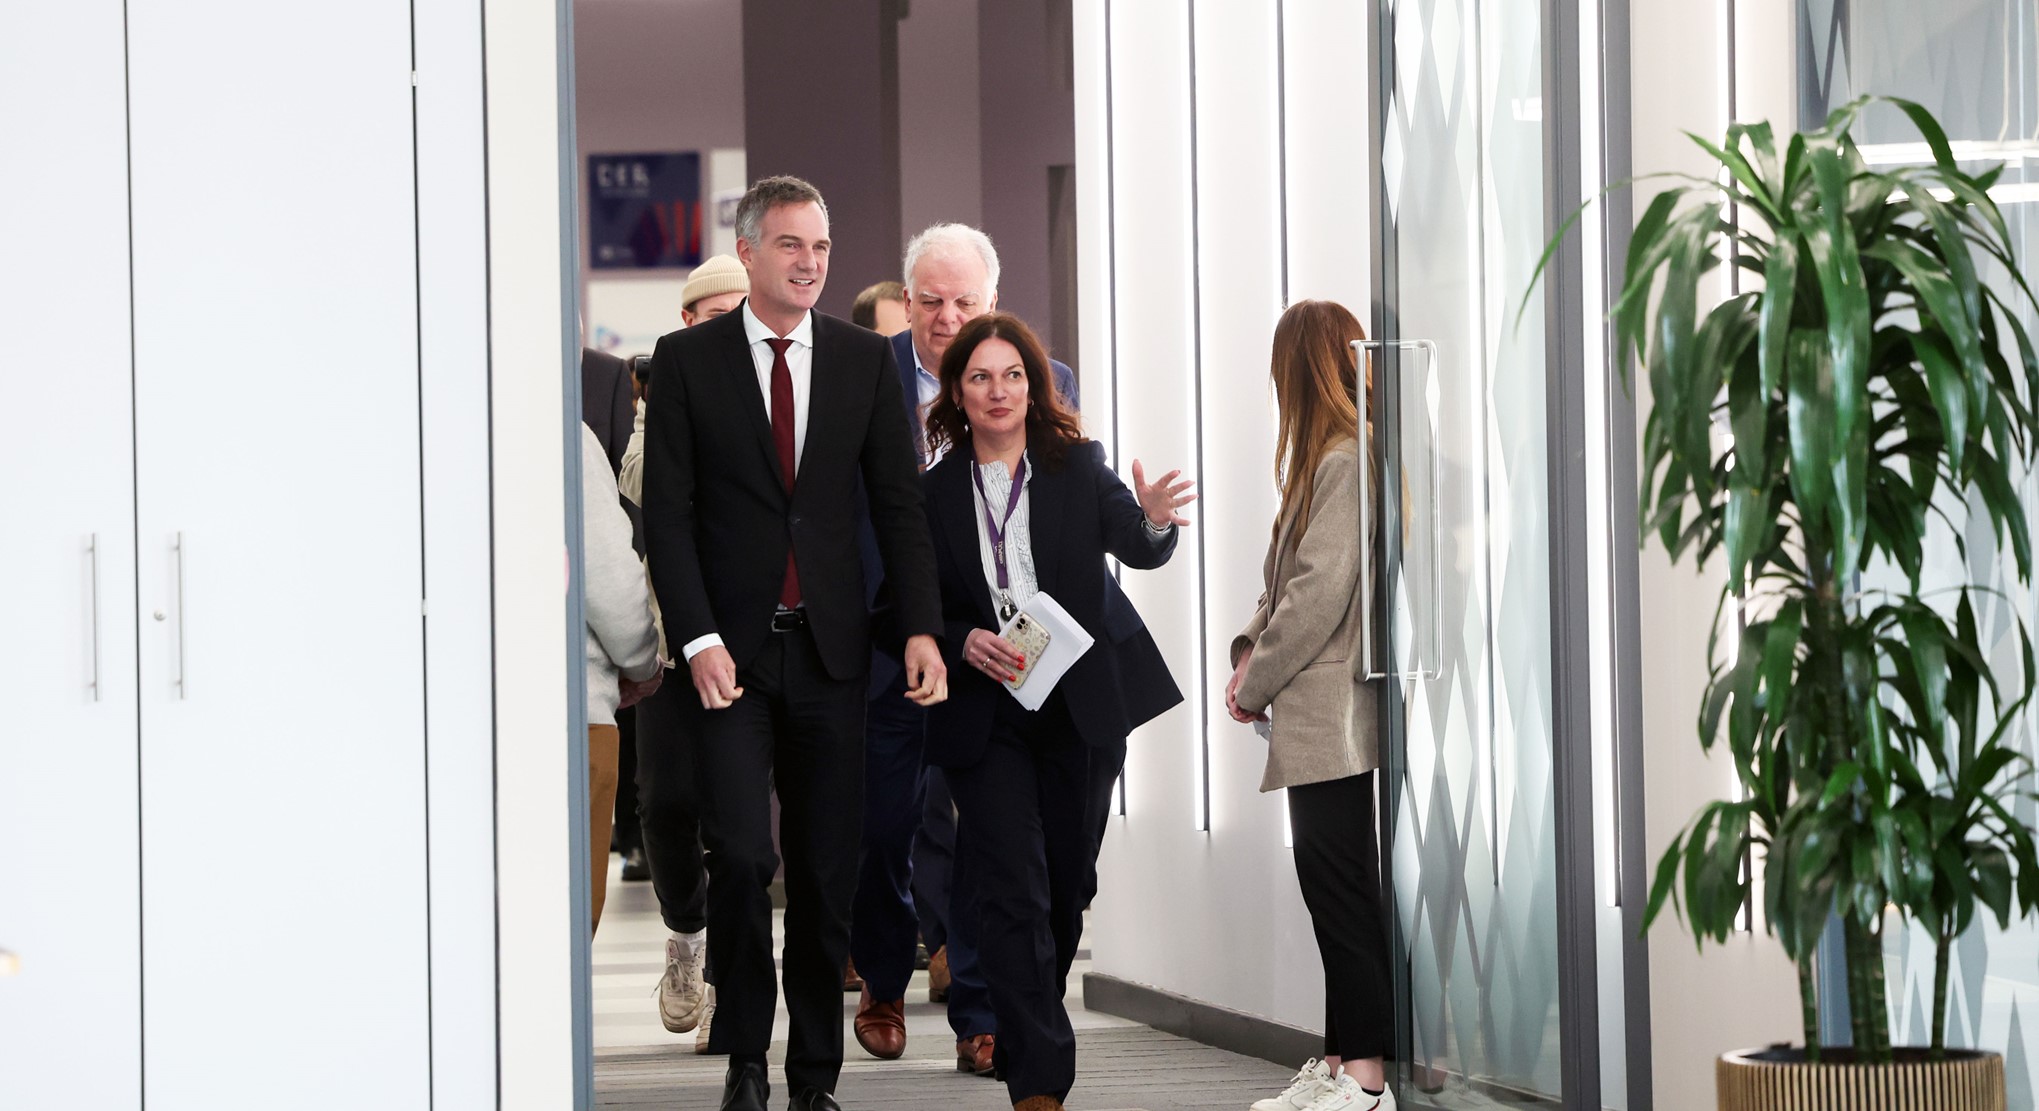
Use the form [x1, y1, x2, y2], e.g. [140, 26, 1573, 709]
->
[1554, 97, 2039, 1108]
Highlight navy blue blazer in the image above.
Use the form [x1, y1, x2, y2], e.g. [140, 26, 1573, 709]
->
[921, 436, 1183, 766]
[860, 329, 1080, 693]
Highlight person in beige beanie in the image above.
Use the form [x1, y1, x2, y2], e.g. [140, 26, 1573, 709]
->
[621, 255, 749, 499]
[616, 250, 750, 1055]
[680, 253, 749, 324]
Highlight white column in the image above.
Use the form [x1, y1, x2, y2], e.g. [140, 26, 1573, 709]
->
[484, 0, 579, 1105]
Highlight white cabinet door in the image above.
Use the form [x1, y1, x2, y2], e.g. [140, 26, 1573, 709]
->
[126, 4, 429, 1107]
[0, 4, 142, 1107]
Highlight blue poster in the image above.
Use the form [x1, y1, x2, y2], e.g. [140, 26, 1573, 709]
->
[588, 152, 702, 270]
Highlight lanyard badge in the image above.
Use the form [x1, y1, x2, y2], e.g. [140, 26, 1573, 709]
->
[971, 456, 1027, 623]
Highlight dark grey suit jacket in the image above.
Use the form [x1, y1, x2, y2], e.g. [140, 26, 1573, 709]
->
[580, 347, 635, 475]
[582, 346, 640, 550]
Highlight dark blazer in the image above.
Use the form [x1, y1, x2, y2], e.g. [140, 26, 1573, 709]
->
[582, 346, 641, 551]
[859, 329, 1081, 695]
[641, 305, 942, 681]
[922, 436, 1183, 767]
[580, 347, 635, 475]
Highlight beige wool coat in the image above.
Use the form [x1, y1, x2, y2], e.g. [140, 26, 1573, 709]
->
[1230, 439, 1379, 792]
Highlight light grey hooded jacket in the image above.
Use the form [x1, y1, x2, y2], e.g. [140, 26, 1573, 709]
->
[583, 424, 660, 725]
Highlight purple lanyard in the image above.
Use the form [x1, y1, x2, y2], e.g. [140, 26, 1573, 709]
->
[970, 456, 1028, 592]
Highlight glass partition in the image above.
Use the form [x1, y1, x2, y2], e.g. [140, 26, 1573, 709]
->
[1374, 0, 1566, 1102]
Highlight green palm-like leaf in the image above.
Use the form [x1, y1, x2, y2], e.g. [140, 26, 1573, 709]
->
[1526, 99, 2039, 1062]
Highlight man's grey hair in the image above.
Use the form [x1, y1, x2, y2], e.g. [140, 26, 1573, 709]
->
[903, 223, 1000, 295]
[735, 175, 829, 247]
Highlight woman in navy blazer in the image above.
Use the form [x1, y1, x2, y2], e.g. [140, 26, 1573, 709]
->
[920, 313, 1195, 1111]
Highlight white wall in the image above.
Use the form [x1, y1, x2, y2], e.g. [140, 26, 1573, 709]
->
[1077, 0, 1371, 1036]
[486, 0, 582, 1105]
[1630, 0, 1804, 1107]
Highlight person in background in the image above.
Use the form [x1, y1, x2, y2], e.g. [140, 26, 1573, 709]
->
[580, 345, 650, 880]
[642, 175, 947, 1111]
[620, 253, 748, 498]
[1229, 300, 1394, 1111]
[617, 252, 750, 1052]
[580, 421, 661, 935]
[852, 279, 909, 335]
[920, 312, 1193, 1111]
[848, 223, 1083, 1075]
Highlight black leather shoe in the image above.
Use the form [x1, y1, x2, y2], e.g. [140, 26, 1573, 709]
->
[788, 1088, 841, 1111]
[718, 1059, 768, 1111]
[620, 846, 650, 882]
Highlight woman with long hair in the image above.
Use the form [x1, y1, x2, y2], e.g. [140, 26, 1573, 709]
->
[1229, 300, 1395, 1111]
[921, 312, 1194, 1111]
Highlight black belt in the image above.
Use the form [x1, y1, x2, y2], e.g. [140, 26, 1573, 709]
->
[770, 608, 808, 633]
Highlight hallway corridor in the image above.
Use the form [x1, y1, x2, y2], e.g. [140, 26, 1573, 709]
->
[592, 858, 1295, 1110]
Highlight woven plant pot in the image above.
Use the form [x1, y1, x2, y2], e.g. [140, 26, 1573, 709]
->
[1717, 1047, 2004, 1111]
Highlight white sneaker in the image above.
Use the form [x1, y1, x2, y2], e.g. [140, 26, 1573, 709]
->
[1301, 1074, 1396, 1111]
[1252, 1058, 1335, 1111]
[657, 936, 708, 1033]
[692, 985, 717, 1054]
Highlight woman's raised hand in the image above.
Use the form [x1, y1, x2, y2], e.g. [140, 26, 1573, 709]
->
[1131, 459, 1198, 528]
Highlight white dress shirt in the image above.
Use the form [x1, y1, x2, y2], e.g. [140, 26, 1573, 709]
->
[742, 299, 815, 473]
[681, 302, 816, 662]
[909, 341, 948, 466]
[969, 451, 1038, 618]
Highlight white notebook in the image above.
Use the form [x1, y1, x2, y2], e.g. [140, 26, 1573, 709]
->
[996, 591, 1096, 711]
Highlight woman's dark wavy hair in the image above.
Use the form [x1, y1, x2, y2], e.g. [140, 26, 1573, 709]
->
[923, 312, 1087, 468]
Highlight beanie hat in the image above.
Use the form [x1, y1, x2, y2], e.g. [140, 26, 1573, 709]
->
[682, 254, 749, 311]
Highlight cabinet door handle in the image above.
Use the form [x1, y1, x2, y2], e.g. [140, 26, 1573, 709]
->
[173, 532, 186, 699]
[86, 534, 101, 701]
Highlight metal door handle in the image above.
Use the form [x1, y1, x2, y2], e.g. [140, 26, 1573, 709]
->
[1356, 372, 1379, 680]
[172, 532, 186, 699]
[86, 534, 101, 701]
[1351, 339, 1444, 682]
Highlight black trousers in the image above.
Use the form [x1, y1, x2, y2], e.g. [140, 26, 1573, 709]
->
[849, 670, 927, 1001]
[1288, 771, 1391, 1061]
[690, 624, 866, 1095]
[633, 670, 706, 934]
[944, 693, 1125, 1105]
[915, 765, 996, 1038]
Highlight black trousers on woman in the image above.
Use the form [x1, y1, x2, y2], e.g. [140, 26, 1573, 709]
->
[1288, 771, 1392, 1060]
[943, 692, 1125, 1106]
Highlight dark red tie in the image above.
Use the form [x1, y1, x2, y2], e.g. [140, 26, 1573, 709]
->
[766, 337, 801, 609]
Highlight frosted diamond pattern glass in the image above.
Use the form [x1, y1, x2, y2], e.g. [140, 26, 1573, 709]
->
[1380, 0, 1561, 1102]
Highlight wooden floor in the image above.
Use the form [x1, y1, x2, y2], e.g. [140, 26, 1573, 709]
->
[592, 856, 1294, 1111]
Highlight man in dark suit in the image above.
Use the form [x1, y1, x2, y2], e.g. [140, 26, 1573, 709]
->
[641, 176, 947, 1111]
[849, 223, 1079, 1074]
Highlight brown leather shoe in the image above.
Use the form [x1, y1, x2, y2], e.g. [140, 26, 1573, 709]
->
[842, 956, 864, 993]
[955, 1033, 998, 1077]
[927, 946, 951, 1003]
[853, 987, 906, 1059]
[1012, 1097, 1063, 1111]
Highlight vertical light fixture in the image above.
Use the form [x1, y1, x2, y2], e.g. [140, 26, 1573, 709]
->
[1186, 0, 1211, 832]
